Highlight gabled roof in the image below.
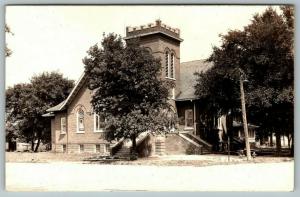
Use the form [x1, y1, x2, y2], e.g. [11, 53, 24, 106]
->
[46, 72, 87, 112]
[46, 100, 66, 112]
[176, 60, 213, 101]
[46, 59, 213, 113]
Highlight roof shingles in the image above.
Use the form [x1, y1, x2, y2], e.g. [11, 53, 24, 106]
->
[176, 60, 213, 101]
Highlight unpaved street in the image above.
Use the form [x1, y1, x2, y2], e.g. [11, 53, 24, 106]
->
[6, 161, 293, 191]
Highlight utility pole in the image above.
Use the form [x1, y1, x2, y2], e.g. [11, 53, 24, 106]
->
[239, 70, 251, 161]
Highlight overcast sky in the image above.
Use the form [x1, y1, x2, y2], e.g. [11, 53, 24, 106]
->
[5, 5, 276, 88]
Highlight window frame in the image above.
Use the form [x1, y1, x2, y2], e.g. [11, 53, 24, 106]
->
[62, 144, 67, 153]
[184, 109, 194, 129]
[60, 117, 66, 134]
[79, 144, 84, 153]
[170, 53, 175, 79]
[165, 51, 169, 78]
[95, 144, 101, 153]
[76, 108, 85, 133]
[94, 113, 106, 132]
[165, 50, 176, 80]
[104, 144, 110, 153]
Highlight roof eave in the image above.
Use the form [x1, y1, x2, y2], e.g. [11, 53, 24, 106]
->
[124, 31, 183, 42]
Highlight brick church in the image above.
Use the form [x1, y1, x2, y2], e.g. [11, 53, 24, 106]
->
[45, 20, 255, 156]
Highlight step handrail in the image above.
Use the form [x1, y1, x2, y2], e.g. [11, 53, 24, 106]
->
[178, 133, 202, 148]
[184, 133, 213, 149]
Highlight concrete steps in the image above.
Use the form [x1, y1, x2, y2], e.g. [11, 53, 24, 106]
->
[180, 132, 213, 154]
[113, 132, 150, 157]
[114, 147, 131, 157]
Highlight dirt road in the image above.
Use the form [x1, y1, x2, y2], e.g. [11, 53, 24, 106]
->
[6, 161, 293, 191]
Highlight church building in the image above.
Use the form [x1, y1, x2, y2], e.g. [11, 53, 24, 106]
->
[45, 20, 250, 156]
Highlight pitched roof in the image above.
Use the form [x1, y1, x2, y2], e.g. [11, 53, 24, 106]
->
[46, 72, 87, 112]
[176, 60, 213, 101]
[46, 100, 66, 112]
[46, 60, 213, 113]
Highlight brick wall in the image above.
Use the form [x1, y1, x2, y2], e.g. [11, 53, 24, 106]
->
[51, 83, 110, 154]
[164, 133, 199, 155]
[54, 143, 110, 155]
[139, 34, 181, 98]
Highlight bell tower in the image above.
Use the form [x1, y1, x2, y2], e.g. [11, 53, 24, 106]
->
[124, 19, 183, 100]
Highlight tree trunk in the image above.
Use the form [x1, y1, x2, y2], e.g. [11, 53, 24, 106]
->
[270, 131, 273, 147]
[131, 134, 137, 155]
[290, 133, 294, 157]
[31, 139, 35, 152]
[34, 138, 41, 152]
[287, 134, 291, 149]
[275, 132, 281, 156]
[7, 139, 12, 151]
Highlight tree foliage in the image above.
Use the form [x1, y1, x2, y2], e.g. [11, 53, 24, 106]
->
[83, 34, 172, 154]
[194, 6, 294, 153]
[6, 72, 74, 151]
[5, 24, 13, 57]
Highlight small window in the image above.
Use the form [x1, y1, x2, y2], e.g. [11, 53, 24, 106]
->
[95, 144, 101, 153]
[77, 108, 85, 133]
[79, 144, 84, 153]
[249, 129, 255, 138]
[104, 144, 110, 153]
[94, 113, 106, 132]
[185, 109, 194, 128]
[60, 117, 66, 134]
[62, 144, 67, 153]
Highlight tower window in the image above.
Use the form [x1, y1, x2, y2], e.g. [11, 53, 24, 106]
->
[165, 50, 175, 79]
[165, 51, 169, 78]
[170, 53, 174, 79]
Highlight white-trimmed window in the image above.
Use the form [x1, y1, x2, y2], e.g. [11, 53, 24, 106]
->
[94, 113, 106, 132]
[104, 144, 110, 153]
[60, 117, 66, 134]
[165, 50, 176, 80]
[77, 108, 85, 133]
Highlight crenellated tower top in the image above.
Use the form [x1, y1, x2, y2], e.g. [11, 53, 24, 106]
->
[125, 19, 182, 42]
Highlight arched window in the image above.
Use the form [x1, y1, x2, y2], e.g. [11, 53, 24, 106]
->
[170, 53, 175, 79]
[77, 108, 85, 133]
[165, 51, 169, 78]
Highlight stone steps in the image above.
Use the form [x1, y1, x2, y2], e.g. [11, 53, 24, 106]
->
[113, 132, 150, 157]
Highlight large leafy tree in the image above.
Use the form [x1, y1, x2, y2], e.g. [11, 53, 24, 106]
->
[83, 34, 171, 155]
[6, 72, 74, 151]
[195, 6, 294, 154]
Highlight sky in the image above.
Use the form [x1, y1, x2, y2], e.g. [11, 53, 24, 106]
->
[5, 5, 276, 88]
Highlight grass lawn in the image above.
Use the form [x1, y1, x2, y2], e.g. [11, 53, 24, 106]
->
[6, 152, 293, 167]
